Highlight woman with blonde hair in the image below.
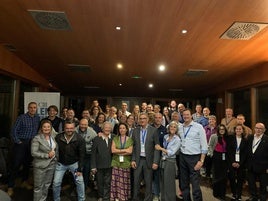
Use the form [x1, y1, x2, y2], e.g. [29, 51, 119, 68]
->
[31, 119, 58, 201]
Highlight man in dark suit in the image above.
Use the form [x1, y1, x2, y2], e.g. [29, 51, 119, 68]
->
[131, 112, 160, 201]
[91, 122, 114, 201]
[246, 123, 268, 201]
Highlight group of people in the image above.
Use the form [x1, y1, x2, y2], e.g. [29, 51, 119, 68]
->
[4, 100, 268, 201]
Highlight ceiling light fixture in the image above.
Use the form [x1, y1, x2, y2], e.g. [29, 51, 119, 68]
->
[181, 29, 187, 34]
[115, 26, 121, 30]
[148, 83, 154, 88]
[117, 63, 123, 69]
[158, 65, 166, 71]
[131, 75, 142, 79]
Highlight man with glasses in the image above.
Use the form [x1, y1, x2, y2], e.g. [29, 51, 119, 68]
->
[246, 123, 268, 201]
[131, 113, 160, 201]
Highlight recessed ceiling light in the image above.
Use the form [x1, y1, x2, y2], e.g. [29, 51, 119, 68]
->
[119, 83, 122, 86]
[181, 29, 187, 34]
[116, 26, 121, 30]
[117, 63, 123, 69]
[158, 65, 166, 71]
[148, 83, 154, 88]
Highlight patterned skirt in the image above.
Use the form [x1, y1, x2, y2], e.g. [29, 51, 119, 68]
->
[110, 166, 131, 201]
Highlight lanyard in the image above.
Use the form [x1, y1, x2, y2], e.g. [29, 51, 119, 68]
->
[120, 136, 126, 149]
[252, 139, 261, 149]
[183, 125, 192, 138]
[141, 129, 147, 144]
[49, 136, 52, 149]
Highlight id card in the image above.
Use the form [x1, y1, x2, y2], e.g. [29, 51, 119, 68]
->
[141, 144, 145, 155]
[119, 155, 124, 162]
[222, 153, 225, 161]
[235, 153, 240, 162]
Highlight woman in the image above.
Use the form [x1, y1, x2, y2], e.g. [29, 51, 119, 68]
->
[162, 107, 170, 127]
[227, 125, 248, 201]
[92, 112, 106, 134]
[208, 124, 228, 200]
[31, 120, 57, 201]
[110, 123, 133, 201]
[90, 106, 102, 122]
[155, 121, 181, 201]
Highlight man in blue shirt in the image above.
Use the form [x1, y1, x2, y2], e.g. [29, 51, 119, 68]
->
[7, 102, 40, 196]
[178, 108, 208, 201]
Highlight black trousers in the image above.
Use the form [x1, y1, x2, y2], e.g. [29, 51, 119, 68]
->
[8, 139, 32, 188]
[96, 168, 112, 201]
[180, 153, 203, 201]
[212, 151, 227, 199]
[247, 170, 268, 201]
[228, 166, 245, 198]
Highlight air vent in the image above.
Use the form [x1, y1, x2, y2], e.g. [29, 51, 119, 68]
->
[68, 64, 91, 73]
[220, 22, 268, 40]
[28, 10, 72, 30]
[184, 69, 208, 76]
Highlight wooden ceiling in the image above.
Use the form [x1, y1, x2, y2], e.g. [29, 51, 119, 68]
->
[1, 0, 268, 98]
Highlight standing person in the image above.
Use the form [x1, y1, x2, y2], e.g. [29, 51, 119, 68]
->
[203, 115, 217, 177]
[53, 120, 86, 201]
[66, 108, 79, 126]
[227, 125, 248, 201]
[131, 113, 160, 201]
[155, 121, 181, 201]
[208, 124, 228, 200]
[127, 114, 136, 137]
[31, 120, 57, 201]
[141, 102, 147, 113]
[110, 123, 133, 201]
[246, 123, 268, 201]
[221, 108, 237, 135]
[61, 106, 68, 121]
[91, 122, 114, 201]
[152, 113, 168, 201]
[177, 103, 185, 123]
[132, 105, 140, 126]
[92, 112, 106, 134]
[43, 105, 63, 132]
[121, 102, 131, 117]
[168, 100, 177, 118]
[178, 108, 208, 201]
[236, 114, 252, 138]
[162, 107, 170, 127]
[75, 118, 97, 191]
[7, 102, 40, 196]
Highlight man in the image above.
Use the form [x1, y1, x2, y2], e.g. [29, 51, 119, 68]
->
[43, 105, 63, 132]
[236, 114, 252, 138]
[121, 102, 131, 117]
[146, 104, 154, 113]
[168, 100, 177, 118]
[66, 108, 79, 126]
[153, 105, 161, 114]
[81, 109, 93, 126]
[192, 104, 203, 122]
[131, 113, 160, 201]
[106, 106, 119, 130]
[91, 122, 114, 201]
[178, 109, 208, 201]
[151, 113, 168, 201]
[53, 120, 86, 201]
[246, 123, 268, 201]
[141, 102, 148, 113]
[75, 118, 97, 191]
[221, 108, 237, 135]
[7, 102, 40, 196]
[177, 103, 185, 123]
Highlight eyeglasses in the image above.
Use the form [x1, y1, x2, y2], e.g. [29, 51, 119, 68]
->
[219, 128, 225, 131]
[255, 127, 264, 130]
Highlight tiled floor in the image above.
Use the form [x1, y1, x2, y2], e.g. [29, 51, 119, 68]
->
[1, 176, 250, 201]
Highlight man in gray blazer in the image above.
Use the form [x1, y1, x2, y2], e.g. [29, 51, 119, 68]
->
[131, 113, 160, 201]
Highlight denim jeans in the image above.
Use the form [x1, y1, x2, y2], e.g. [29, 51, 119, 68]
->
[53, 162, 85, 201]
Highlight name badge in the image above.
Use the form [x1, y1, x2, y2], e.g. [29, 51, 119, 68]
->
[141, 144, 145, 155]
[235, 153, 240, 162]
[222, 153, 225, 161]
[119, 155, 124, 162]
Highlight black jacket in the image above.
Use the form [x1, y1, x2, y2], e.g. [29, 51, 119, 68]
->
[55, 132, 85, 172]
